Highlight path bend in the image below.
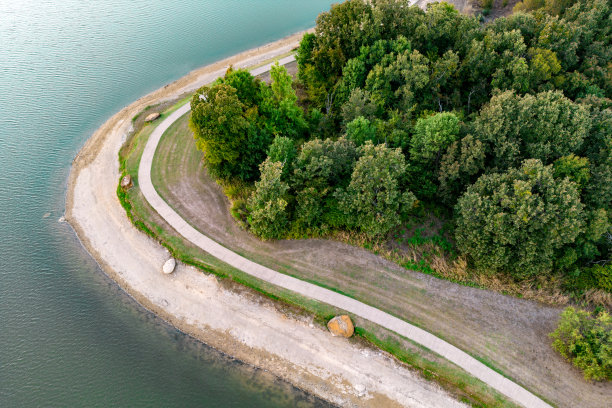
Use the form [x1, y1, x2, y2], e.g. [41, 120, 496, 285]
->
[137, 55, 552, 408]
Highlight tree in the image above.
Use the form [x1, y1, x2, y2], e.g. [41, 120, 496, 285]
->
[247, 160, 290, 240]
[291, 137, 359, 232]
[410, 112, 460, 163]
[259, 63, 307, 139]
[438, 134, 486, 205]
[190, 83, 270, 181]
[292, 137, 359, 192]
[553, 154, 590, 190]
[472, 90, 590, 170]
[218, 67, 262, 107]
[340, 142, 416, 238]
[550, 307, 611, 381]
[267, 136, 296, 180]
[406, 111, 461, 200]
[528, 47, 563, 87]
[345, 116, 377, 146]
[341, 88, 378, 125]
[455, 159, 585, 278]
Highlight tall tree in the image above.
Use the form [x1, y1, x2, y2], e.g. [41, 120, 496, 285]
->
[247, 160, 290, 240]
[259, 63, 307, 139]
[455, 159, 585, 278]
[340, 142, 416, 238]
[190, 83, 270, 181]
[472, 90, 590, 170]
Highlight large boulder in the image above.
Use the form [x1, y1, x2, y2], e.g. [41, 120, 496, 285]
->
[162, 258, 176, 274]
[327, 315, 354, 338]
[145, 112, 161, 122]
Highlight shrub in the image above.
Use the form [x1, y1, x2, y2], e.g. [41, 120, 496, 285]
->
[591, 264, 612, 292]
[550, 307, 612, 381]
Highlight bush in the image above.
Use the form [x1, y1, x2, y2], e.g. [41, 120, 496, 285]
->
[591, 264, 612, 292]
[550, 307, 612, 381]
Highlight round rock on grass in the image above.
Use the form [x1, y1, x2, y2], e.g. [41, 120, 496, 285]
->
[162, 258, 176, 274]
[327, 315, 354, 338]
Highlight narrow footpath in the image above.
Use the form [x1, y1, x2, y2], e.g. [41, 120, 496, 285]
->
[138, 55, 552, 408]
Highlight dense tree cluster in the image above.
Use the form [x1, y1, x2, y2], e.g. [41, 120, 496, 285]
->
[190, 0, 611, 293]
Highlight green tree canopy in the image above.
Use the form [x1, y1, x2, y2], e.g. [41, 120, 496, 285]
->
[345, 116, 378, 146]
[267, 136, 296, 180]
[247, 160, 290, 240]
[190, 83, 270, 181]
[291, 137, 359, 232]
[259, 63, 307, 139]
[410, 112, 460, 163]
[472, 90, 590, 170]
[217, 67, 262, 107]
[340, 142, 416, 237]
[455, 159, 585, 278]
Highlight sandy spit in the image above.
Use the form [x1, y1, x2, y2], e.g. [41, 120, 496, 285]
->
[65, 31, 465, 408]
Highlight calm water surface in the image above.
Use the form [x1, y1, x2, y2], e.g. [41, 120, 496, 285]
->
[0, 1, 336, 406]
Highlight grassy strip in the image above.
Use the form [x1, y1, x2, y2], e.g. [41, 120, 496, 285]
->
[113, 101, 532, 408]
[353, 326, 521, 408]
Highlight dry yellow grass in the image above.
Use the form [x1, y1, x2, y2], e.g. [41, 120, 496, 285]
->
[331, 229, 611, 308]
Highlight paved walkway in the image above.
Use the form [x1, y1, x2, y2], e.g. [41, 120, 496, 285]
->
[138, 55, 551, 408]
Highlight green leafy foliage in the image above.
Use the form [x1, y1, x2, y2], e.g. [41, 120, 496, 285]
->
[550, 307, 612, 381]
[247, 160, 290, 240]
[345, 116, 378, 146]
[455, 160, 585, 278]
[190, 82, 270, 181]
[472, 90, 590, 170]
[292, 137, 359, 232]
[410, 112, 460, 163]
[267, 136, 296, 179]
[340, 142, 416, 238]
[259, 63, 308, 139]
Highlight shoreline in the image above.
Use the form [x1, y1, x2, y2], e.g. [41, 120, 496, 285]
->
[65, 31, 465, 408]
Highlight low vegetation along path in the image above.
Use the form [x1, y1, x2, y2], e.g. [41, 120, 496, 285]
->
[138, 56, 550, 408]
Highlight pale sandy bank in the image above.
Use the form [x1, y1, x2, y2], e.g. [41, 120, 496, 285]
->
[65, 31, 466, 407]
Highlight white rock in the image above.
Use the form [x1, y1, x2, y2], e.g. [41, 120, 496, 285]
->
[120, 174, 132, 189]
[354, 384, 366, 396]
[162, 258, 176, 274]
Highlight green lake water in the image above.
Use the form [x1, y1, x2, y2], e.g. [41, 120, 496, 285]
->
[0, 1, 336, 406]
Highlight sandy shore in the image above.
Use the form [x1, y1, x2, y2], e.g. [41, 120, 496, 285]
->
[65, 32, 466, 407]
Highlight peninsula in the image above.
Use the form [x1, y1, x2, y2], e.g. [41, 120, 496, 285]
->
[67, 1, 611, 407]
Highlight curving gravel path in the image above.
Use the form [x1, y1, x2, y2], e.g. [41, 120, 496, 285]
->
[138, 55, 552, 408]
